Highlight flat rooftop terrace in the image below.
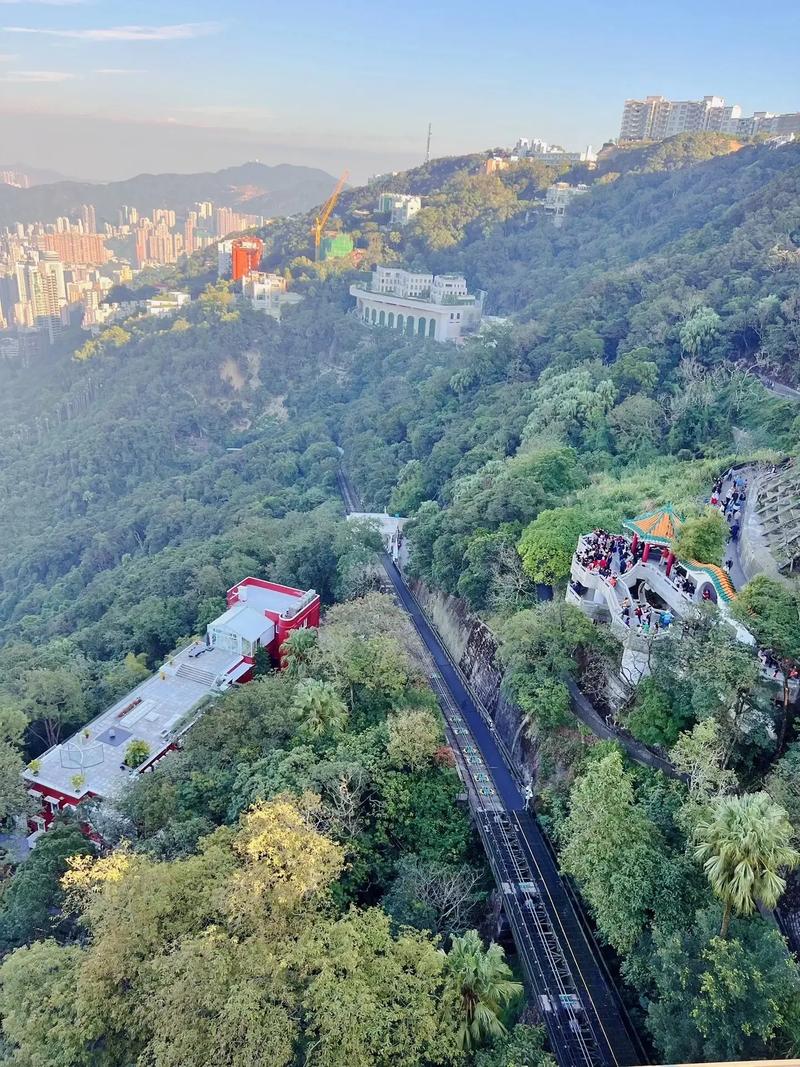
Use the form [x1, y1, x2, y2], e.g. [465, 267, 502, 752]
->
[234, 580, 314, 618]
[24, 643, 244, 802]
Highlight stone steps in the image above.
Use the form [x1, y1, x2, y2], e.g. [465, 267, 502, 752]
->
[176, 662, 218, 687]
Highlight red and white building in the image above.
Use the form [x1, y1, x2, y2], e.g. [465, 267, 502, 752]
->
[209, 577, 320, 674]
[23, 577, 320, 841]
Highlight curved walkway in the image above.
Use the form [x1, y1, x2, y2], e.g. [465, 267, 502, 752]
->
[565, 679, 681, 780]
[715, 463, 755, 591]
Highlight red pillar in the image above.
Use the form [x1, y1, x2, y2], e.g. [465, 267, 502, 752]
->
[631, 533, 639, 552]
[642, 542, 651, 563]
[665, 550, 674, 577]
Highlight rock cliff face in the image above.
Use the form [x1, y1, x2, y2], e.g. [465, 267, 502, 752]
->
[408, 579, 539, 782]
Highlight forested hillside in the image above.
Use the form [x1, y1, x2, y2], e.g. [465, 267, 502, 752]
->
[1, 133, 800, 1065]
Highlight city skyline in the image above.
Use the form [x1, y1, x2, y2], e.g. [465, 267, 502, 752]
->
[0, 0, 798, 182]
[0, 194, 267, 335]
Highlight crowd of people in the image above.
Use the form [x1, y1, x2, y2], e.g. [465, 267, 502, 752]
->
[620, 597, 674, 635]
[573, 530, 675, 636]
[575, 529, 641, 578]
[710, 468, 748, 542]
[570, 467, 800, 704]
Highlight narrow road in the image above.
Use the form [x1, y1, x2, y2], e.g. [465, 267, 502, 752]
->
[715, 464, 754, 591]
[339, 472, 645, 1067]
[566, 680, 679, 779]
[759, 376, 800, 403]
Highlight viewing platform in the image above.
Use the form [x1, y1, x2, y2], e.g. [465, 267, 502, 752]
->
[567, 506, 754, 683]
[23, 641, 247, 830]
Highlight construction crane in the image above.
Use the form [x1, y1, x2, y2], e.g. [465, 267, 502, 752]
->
[312, 170, 349, 261]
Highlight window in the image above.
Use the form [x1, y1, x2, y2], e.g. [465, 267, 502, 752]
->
[210, 627, 239, 654]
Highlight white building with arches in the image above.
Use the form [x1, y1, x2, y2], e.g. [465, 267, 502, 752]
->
[350, 266, 484, 342]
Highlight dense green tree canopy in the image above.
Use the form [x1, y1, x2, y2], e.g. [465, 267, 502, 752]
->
[645, 907, 800, 1063]
[733, 576, 800, 661]
[672, 509, 730, 566]
[517, 507, 590, 586]
[693, 792, 799, 937]
[2, 134, 800, 1066]
[561, 751, 666, 954]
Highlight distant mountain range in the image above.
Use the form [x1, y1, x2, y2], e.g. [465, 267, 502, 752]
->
[0, 161, 341, 227]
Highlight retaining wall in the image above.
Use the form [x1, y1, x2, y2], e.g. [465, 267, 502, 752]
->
[408, 579, 539, 781]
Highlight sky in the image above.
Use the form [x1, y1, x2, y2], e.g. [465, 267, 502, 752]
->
[0, 0, 797, 183]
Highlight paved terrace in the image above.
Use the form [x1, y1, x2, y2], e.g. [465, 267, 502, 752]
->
[24, 643, 245, 802]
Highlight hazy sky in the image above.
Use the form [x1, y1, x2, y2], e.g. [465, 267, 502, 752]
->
[0, 0, 797, 182]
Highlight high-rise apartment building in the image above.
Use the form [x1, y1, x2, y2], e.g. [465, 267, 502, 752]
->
[14, 254, 68, 336]
[147, 222, 179, 266]
[183, 211, 197, 256]
[134, 220, 150, 268]
[620, 94, 800, 141]
[215, 206, 264, 239]
[153, 208, 177, 228]
[37, 232, 109, 267]
[216, 206, 236, 238]
[0, 169, 29, 189]
[80, 204, 97, 234]
[40, 252, 66, 304]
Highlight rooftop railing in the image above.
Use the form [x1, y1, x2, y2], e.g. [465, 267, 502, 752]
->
[350, 284, 476, 306]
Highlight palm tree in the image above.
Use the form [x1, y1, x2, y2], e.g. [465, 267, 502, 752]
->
[693, 791, 800, 938]
[280, 627, 318, 679]
[445, 930, 522, 1051]
[291, 679, 348, 737]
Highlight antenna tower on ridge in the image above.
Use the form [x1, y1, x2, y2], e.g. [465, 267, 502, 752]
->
[425, 122, 432, 164]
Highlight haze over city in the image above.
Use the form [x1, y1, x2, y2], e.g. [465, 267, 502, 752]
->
[0, 0, 798, 180]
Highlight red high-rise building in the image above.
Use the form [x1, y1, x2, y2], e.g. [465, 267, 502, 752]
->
[230, 237, 264, 282]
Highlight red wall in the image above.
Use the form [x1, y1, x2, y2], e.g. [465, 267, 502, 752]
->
[273, 597, 321, 658]
[231, 238, 264, 282]
[227, 577, 321, 663]
[30, 579, 319, 839]
[227, 575, 311, 608]
[27, 780, 93, 833]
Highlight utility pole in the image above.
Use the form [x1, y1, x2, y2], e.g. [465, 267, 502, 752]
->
[425, 122, 432, 164]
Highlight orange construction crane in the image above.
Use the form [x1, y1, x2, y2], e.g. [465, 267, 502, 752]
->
[312, 170, 349, 261]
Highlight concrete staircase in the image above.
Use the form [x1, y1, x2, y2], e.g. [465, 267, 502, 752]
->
[176, 662, 218, 687]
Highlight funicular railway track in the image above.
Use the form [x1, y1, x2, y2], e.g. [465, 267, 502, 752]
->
[338, 470, 644, 1067]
